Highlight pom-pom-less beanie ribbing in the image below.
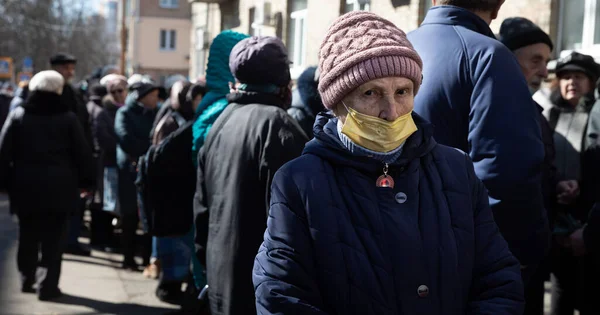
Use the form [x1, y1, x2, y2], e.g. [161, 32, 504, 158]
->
[318, 11, 423, 110]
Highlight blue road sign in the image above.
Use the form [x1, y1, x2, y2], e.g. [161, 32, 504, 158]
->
[23, 57, 32, 69]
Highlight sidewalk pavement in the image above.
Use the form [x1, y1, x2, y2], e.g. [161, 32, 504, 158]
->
[0, 194, 179, 315]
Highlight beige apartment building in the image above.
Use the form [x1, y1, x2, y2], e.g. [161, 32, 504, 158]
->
[124, 0, 192, 84]
[188, 0, 600, 80]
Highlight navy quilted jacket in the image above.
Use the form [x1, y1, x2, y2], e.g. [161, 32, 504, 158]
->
[253, 113, 524, 314]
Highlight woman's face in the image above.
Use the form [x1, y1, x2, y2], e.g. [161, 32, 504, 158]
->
[338, 77, 414, 123]
[559, 71, 592, 106]
[192, 95, 203, 112]
[110, 82, 128, 104]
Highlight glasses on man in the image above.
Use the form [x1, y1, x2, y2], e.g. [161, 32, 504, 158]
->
[110, 89, 124, 94]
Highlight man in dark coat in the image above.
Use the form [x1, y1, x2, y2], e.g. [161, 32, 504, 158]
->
[50, 53, 95, 256]
[0, 70, 94, 300]
[194, 36, 308, 315]
[498, 17, 580, 314]
[288, 66, 323, 139]
[408, 1, 549, 280]
[0, 82, 13, 130]
[115, 82, 159, 269]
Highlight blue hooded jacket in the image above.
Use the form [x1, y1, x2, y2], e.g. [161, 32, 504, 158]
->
[253, 113, 524, 314]
[407, 6, 549, 268]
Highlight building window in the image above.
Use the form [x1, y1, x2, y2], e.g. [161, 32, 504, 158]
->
[288, 10, 307, 78]
[159, 0, 179, 8]
[344, 0, 370, 13]
[160, 29, 176, 50]
[559, 0, 600, 55]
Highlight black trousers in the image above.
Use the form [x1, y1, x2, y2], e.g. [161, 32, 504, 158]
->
[90, 209, 116, 247]
[551, 247, 600, 315]
[17, 212, 69, 293]
[524, 259, 550, 315]
[121, 212, 152, 266]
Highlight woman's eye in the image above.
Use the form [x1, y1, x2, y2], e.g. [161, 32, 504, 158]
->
[364, 90, 374, 96]
[397, 89, 408, 95]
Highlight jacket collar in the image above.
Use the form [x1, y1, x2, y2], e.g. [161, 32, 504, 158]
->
[305, 112, 437, 174]
[22, 91, 69, 115]
[227, 91, 287, 109]
[421, 5, 496, 39]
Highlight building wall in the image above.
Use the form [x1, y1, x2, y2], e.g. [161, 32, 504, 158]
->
[134, 17, 192, 70]
[189, 0, 560, 79]
[140, 0, 192, 19]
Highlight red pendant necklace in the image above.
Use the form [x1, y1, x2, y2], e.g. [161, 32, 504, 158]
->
[376, 163, 394, 188]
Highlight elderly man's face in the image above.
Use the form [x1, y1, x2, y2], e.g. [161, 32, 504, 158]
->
[53, 63, 76, 82]
[338, 77, 414, 123]
[514, 43, 551, 94]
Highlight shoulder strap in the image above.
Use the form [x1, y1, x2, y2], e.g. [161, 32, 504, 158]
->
[203, 104, 241, 153]
[171, 111, 187, 128]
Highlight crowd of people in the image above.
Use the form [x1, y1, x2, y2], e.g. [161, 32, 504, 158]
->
[1, 0, 600, 314]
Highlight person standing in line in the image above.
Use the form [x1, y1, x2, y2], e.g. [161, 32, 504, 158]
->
[194, 36, 308, 315]
[91, 75, 128, 252]
[288, 66, 324, 139]
[533, 52, 600, 315]
[114, 81, 159, 270]
[0, 70, 94, 300]
[50, 53, 95, 257]
[499, 17, 582, 314]
[252, 11, 524, 315]
[407, 0, 549, 282]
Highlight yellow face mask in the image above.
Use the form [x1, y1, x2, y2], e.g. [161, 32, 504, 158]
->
[341, 102, 418, 153]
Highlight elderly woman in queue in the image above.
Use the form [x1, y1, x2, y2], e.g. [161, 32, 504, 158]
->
[534, 52, 600, 315]
[0, 70, 94, 300]
[252, 11, 524, 314]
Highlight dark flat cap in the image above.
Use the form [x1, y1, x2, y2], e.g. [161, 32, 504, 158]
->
[89, 83, 108, 100]
[129, 81, 159, 101]
[229, 36, 291, 87]
[499, 17, 553, 52]
[50, 53, 77, 65]
[556, 52, 600, 81]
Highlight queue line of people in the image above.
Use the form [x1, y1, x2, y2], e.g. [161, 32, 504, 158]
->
[3, 1, 600, 314]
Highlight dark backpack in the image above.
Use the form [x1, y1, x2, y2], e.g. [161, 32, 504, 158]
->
[137, 114, 196, 237]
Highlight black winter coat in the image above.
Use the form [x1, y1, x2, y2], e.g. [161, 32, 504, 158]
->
[194, 91, 308, 315]
[62, 84, 93, 148]
[95, 99, 119, 167]
[0, 94, 12, 131]
[0, 91, 94, 214]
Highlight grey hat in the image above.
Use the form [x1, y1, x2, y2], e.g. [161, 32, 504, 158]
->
[229, 36, 291, 87]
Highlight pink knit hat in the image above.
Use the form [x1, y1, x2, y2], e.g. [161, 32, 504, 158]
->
[318, 11, 423, 109]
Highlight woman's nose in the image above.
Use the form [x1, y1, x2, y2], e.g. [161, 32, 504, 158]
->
[379, 95, 402, 121]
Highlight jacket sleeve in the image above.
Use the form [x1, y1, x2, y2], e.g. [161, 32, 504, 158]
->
[466, 154, 525, 315]
[469, 48, 549, 267]
[253, 167, 328, 314]
[96, 111, 117, 151]
[260, 113, 308, 214]
[114, 109, 149, 158]
[194, 146, 209, 266]
[69, 114, 96, 189]
[0, 110, 17, 190]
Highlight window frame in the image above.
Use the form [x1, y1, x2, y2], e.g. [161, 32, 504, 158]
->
[289, 8, 308, 79]
[345, 0, 370, 12]
[558, 0, 600, 57]
[159, 29, 177, 51]
[159, 0, 179, 9]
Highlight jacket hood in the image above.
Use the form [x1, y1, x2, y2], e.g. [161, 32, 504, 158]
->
[22, 91, 69, 115]
[304, 112, 437, 174]
[421, 5, 496, 39]
[296, 66, 324, 115]
[201, 31, 249, 102]
[227, 91, 286, 108]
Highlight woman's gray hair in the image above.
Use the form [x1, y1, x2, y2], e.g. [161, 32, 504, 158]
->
[29, 70, 65, 95]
